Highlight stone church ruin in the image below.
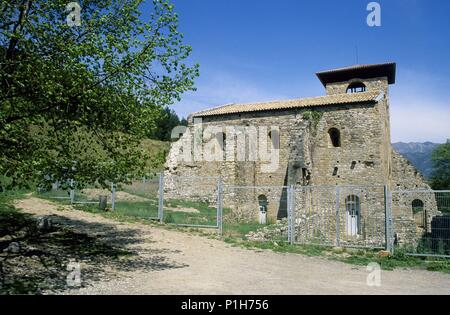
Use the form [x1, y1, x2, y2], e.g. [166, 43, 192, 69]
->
[165, 62, 439, 246]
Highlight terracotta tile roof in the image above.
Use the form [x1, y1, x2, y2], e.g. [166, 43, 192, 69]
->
[192, 91, 382, 118]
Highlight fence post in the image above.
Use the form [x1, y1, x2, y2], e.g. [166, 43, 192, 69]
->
[288, 185, 295, 245]
[384, 185, 393, 254]
[69, 179, 75, 204]
[158, 173, 164, 223]
[216, 177, 223, 237]
[111, 182, 116, 211]
[335, 186, 341, 247]
[287, 186, 291, 244]
[291, 185, 296, 244]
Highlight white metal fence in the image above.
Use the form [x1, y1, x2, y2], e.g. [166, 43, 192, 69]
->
[111, 177, 161, 220]
[162, 174, 221, 229]
[221, 185, 290, 242]
[38, 175, 450, 258]
[292, 185, 389, 249]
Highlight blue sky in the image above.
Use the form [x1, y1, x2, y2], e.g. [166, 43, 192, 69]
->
[148, 0, 450, 143]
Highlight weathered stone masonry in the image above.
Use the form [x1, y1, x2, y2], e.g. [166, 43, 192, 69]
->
[165, 62, 437, 244]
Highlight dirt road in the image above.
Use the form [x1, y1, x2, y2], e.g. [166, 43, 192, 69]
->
[15, 197, 450, 295]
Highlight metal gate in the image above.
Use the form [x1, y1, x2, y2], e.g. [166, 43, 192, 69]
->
[162, 175, 222, 231]
[110, 176, 162, 221]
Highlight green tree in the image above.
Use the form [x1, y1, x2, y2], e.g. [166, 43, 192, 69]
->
[152, 106, 186, 141]
[430, 141, 450, 190]
[0, 0, 199, 189]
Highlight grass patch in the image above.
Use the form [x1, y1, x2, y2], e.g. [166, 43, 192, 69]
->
[163, 199, 217, 226]
[226, 238, 450, 274]
[223, 222, 262, 239]
[114, 201, 159, 219]
[333, 247, 450, 273]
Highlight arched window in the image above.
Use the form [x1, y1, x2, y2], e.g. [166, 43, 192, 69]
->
[347, 82, 366, 93]
[328, 128, 341, 147]
[268, 130, 280, 150]
[346, 82, 366, 93]
[412, 199, 424, 214]
[258, 195, 268, 209]
[258, 195, 268, 225]
[346, 195, 361, 236]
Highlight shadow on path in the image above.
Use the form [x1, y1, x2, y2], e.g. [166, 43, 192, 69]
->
[0, 201, 186, 295]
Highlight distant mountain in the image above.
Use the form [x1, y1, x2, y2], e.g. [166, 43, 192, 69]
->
[392, 142, 440, 179]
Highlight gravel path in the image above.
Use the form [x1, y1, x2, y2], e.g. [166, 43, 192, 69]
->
[15, 196, 450, 295]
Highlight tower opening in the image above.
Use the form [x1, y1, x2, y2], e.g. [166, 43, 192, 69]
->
[346, 82, 366, 93]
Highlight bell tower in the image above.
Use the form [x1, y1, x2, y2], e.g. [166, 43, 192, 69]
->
[316, 62, 396, 96]
[314, 62, 397, 186]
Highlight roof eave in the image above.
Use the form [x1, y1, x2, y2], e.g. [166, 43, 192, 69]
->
[316, 62, 396, 87]
[192, 99, 378, 118]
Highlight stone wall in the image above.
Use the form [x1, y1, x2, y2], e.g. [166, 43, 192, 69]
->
[165, 109, 296, 220]
[307, 103, 387, 187]
[390, 149, 431, 191]
[389, 149, 439, 244]
[165, 96, 392, 220]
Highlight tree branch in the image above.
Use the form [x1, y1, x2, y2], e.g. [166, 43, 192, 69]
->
[6, 0, 33, 60]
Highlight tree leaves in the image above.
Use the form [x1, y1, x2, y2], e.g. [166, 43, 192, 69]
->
[0, 0, 199, 189]
[430, 141, 450, 190]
